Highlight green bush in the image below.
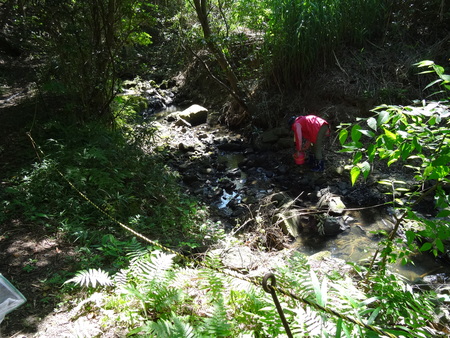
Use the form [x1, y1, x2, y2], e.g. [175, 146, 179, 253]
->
[339, 61, 450, 272]
[4, 122, 208, 248]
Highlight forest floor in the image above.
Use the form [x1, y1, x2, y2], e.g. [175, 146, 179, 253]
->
[0, 37, 448, 337]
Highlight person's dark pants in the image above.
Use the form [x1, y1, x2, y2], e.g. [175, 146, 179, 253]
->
[311, 125, 329, 160]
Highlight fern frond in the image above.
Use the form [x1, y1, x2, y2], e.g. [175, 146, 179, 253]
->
[202, 298, 232, 337]
[113, 268, 129, 286]
[137, 316, 196, 338]
[130, 250, 176, 283]
[198, 268, 226, 298]
[125, 238, 147, 260]
[171, 316, 196, 338]
[291, 305, 325, 337]
[65, 268, 113, 288]
[151, 284, 183, 314]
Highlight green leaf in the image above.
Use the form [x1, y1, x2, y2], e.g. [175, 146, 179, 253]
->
[381, 134, 394, 151]
[353, 151, 362, 164]
[351, 124, 362, 142]
[377, 110, 390, 126]
[394, 188, 410, 192]
[387, 156, 398, 166]
[424, 79, 442, 90]
[423, 166, 434, 178]
[394, 198, 404, 206]
[405, 230, 416, 245]
[367, 144, 376, 162]
[432, 155, 450, 166]
[419, 242, 432, 252]
[339, 129, 348, 145]
[367, 117, 377, 131]
[366, 307, 381, 325]
[400, 143, 413, 160]
[440, 74, 450, 82]
[359, 129, 375, 138]
[350, 166, 361, 186]
[360, 161, 371, 179]
[383, 128, 397, 143]
[415, 60, 435, 68]
[436, 210, 450, 218]
[436, 239, 445, 253]
[412, 137, 422, 153]
[310, 270, 323, 305]
[428, 166, 450, 180]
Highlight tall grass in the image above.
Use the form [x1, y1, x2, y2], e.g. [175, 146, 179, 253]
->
[264, 0, 387, 86]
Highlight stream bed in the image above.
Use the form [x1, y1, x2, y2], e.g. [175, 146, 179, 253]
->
[294, 208, 449, 282]
[150, 104, 450, 284]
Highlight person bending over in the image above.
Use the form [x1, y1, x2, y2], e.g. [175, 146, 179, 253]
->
[288, 115, 330, 172]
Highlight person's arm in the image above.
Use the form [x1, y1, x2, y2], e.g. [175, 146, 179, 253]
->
[293, 122, 303, 151]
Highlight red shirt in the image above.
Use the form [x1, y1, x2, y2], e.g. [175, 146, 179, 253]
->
[292, 115, 329, 151]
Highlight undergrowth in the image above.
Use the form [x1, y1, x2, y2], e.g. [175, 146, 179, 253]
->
[1, 120, 222, 270]
[65, 245, 440, 337]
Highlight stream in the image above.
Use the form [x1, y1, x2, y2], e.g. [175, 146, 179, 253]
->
[147, 101, 450, 285]
[222, 151, 449, 282]
[295, 208, 449, 282]
[210, 145, 447, 281]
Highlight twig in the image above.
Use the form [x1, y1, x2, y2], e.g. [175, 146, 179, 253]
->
[333, 51, 349, 78]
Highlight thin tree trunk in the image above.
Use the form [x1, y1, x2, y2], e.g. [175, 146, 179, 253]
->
[192, 0, 249, 114]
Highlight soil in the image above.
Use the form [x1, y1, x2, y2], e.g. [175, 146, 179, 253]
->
[1, 35, 449, 337]
[0, 55, 126, 337]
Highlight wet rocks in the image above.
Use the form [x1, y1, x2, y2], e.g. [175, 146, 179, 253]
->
[256, 127, 291, 150]
[168, 104, 208, 126]
[147, 99, 389, 249]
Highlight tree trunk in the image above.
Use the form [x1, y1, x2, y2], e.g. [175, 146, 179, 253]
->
[192, 0, 249, 114]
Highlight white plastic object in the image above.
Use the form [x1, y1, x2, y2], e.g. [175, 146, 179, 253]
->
[0, 273, 26, 324]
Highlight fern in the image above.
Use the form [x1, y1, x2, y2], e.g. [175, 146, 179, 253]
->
[130, 250, 176, 283]
[65, 268, 113, 288]
[132, 315, 196, 337]
[150, 284, 183, 315]
[125, 238, 147, 260]
[113, 268, 129, 286]
[201, 298, 232, 337]
[198, 268, 226, 300]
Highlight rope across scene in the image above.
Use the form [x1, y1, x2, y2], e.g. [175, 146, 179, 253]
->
[27, 132, 402, 338]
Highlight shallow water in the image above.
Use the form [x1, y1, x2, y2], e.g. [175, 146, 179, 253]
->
[295, 209, 448, 281]
[217, 153, 246, 209]
[215, 152, 448, 281]
[153, 106, 448, 282]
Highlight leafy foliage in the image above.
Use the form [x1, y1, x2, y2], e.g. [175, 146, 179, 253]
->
[65, 248, 438, 337]
[65, 268, 113, 288]
[2, 2, 449, 336]
[2, 121, 214, 259]
[134, 315, 196, 337]
[9, 0, 157, 123]
[263, 0, 387, 85]
[177, 0, 389, 92]
[339, 62, 450, 276]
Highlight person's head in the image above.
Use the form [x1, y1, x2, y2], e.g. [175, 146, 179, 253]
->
[287, 116, 297, 128]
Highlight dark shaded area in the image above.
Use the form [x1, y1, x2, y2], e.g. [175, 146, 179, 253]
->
[0, 220, 78, 335]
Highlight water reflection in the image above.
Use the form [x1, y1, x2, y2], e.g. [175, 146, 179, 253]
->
[295, 209, 448, 281]
[217, 153, 246, 209]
